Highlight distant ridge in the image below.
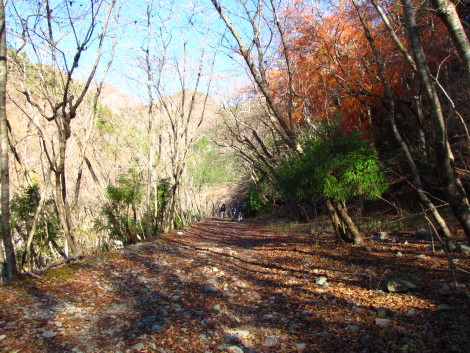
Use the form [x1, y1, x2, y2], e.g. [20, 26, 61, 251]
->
[98, 82, 143, 114]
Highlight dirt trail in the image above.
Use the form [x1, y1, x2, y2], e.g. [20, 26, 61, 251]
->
[0, 218, 469, 352]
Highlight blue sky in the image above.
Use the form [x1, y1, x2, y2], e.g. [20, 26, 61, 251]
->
[6, 0, 286, 103]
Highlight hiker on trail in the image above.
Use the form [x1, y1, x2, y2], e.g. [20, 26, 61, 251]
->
[231, 205, 237, 220]
[236, 203, 244, 222]
[219, 203, 226, 219]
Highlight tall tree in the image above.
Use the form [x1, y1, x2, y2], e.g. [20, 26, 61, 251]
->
[352, 0, 453, 239]
[401, 0, 470, 241]
[211, 0, 302, 154]
[8, 0, 119, 256]
[0, 0, 18, 282]
[430, 0, 470, 81]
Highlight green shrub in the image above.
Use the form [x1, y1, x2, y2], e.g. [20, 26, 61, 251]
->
[10, 184, 61, 263]
[275, 130, 388, 203]
[244, 181, 268, 217]
[97, 168, 144, 245]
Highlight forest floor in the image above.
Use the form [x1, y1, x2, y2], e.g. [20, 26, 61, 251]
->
[0, 217, 469, 353]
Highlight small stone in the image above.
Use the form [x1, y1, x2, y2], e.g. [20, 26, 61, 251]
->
[206, 278, 218, 285]
[396, 251, 403, 257]
[142, 316, 157, 324]
[203, 285, 218, 293]
[0, 335, 6, 340]
[315, 276, 328, 285]
[437, 304, 453, 311]
[132, 343, 145, 350]
[416, 254, 427, 259]
[381, 326, 398, 341]
[50, 321, 62, 327]
[459, 244, 470, 255]
[295, 343, 307, 350]
[375, 318, 390, 327]
[439, 283, 450, 291]
[213, 304, 221, 311]
[351, 305, 362, 312]
[378, 232, 388, 240]
[42, 330, 57, 338]
[415, 226, 432, 240]
[317, 332, 329, 337]
[363, 246, 372, 252]
[264, 335, 279, 347]
[151, 324, 164, 333]
[346, 324, 360, 331]
[288, 323, 299, 331]
[406, 308, 416, 317]
[377, 307, 391, 317]
[444, 238, 459, 252]
[385, 271, 422, 292]
[360, 332, 378, 346]
[226, 346, 244, 353]
[360, 327, 398, 346]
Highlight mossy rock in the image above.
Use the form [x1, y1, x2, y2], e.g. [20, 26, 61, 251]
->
[43, 265, 80, 283]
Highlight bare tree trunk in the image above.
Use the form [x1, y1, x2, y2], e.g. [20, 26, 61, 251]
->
[11, 0, 119, 256]
[210, 0, 301, 154]
[0, 1, 18, 282]
[144, 0, 157, 240]
[54, 172, 77, 255]
[334, 201, 363, 246]
[356, 0, 453, 239]
[325, 199, 349, 244]
[430, 0, 470, 81]
[21, 169, 53, 270]
[401, 0, 470, 242]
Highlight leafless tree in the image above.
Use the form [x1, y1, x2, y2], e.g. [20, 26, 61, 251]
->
[7, 0, 119, 256]
[210, 0, 303, 154]
[401, 0, 470, 241]
[122, 1, 219, 232]
[0, 0, 18, 282]
[348, 0, 454, 239]
[430, 0, 470, 81]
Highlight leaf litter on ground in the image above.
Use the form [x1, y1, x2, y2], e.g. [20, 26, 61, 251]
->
[0, 217, 469, 353]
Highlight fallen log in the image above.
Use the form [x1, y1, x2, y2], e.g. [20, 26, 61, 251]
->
[31, 253, 84, 275]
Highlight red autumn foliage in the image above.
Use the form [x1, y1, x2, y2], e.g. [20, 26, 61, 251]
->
[267, 0, 463, 138]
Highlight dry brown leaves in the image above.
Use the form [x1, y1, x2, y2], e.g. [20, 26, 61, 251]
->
[0, 218, 468, 353]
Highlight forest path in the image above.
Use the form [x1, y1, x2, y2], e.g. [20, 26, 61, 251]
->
[0, 218, 469, 352]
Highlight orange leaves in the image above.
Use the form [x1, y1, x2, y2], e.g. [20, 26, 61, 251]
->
[266, 0, 460, 136]
[266, 1, 379, 132]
